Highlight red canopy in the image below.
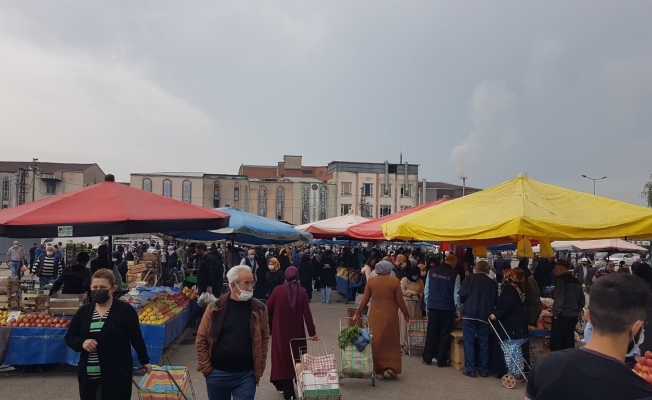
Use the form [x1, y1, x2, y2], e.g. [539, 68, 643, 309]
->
[345, 199, 449, 240]
[0, 175, 230, 238]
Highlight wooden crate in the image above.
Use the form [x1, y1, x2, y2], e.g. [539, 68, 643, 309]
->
[0, 277, 20, 294]
[0, 301, 19, 310]
[450, 329, 465, 372]
[49, 294, 86, 316]
[141, 253, 158, 261]
[0, 294, 18, 302]
[21, 293, 49, 307]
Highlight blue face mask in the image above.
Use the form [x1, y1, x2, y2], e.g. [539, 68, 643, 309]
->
[411, 275, 419, 281]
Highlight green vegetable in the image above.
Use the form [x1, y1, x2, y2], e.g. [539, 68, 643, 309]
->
[338, 326, 361, 349]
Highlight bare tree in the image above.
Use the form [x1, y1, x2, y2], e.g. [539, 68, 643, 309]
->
[643, 175, 652, 207]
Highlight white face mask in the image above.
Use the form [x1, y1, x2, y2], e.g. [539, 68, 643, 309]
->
[112, 258, 118, 262]
[46, 252, 53, 256]
[268, 265, 275, 270]
[629, 323, 645, 355]
[234, 284, 253, 301]
[249, 255, 255, 260]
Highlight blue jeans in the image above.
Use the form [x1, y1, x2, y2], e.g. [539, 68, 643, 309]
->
[321, 286, 332, 303]
[462, 319, 490, 374]
[205, 369, 256, 400]
[9, 261, 21, 278]
[39, 276, 56, 288]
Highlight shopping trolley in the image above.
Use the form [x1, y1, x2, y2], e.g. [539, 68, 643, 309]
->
[338, 317, 375, 386]
[489, 319, 532, 389]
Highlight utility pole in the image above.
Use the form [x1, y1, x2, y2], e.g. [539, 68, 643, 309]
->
[17, 168, 27, 205]
[29, 158, 39, 202]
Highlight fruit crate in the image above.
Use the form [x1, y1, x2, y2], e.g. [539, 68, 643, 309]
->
[49, 293, 87, 316]
[19, 279, 37, 292]
[0, 277, 20, 294]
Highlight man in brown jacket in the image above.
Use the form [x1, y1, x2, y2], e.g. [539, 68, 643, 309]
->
[195, 265, 270, 400]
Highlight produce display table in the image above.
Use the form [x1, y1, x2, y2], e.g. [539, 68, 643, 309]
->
[335, 276, 358, 301]
[3, 301, 198, 367]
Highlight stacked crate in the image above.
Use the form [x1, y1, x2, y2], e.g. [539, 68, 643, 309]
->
[0, 277, 20, 310]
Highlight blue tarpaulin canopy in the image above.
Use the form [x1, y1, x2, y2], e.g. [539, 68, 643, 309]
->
[161, 207, 313, 246]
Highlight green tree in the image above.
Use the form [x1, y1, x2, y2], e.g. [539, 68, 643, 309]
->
[643, 175, 652, 207]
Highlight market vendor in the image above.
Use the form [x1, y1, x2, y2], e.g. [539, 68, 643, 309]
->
[50, 252, 92, 298]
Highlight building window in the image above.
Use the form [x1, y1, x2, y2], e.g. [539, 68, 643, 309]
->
[362, 204, 373, 218]
[400, 205, 411, 211]
[234, 182, 240, 201]
[319, 185, 327, 220]
[341, 182, 352, 196]
[162, 179, 172, 197]
[182, 180, 191, 203]
[301, 185, 310, 224]
[362, 183, 373, 197]
[380, 205, 392, 216]
[46, 181, 56, 195]
[213, 181, 220, 208]
[142, 178, 152, 192]
[276, 187, 284, 219]
[1, 177, 9, 199]
[341, 204, 352, 216]
[380, 183, 392, 197]
[400, 184, 412, 197]
[258, 186, 267, 217]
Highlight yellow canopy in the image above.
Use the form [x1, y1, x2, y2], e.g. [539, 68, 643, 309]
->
[382, 173, 652, 244]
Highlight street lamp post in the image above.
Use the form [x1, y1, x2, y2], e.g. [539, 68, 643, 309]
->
[581, 175, 607, 195]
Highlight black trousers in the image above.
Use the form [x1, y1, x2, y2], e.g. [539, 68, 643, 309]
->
[550, 315, 577, 351]
[80, 379, 102, 400]
[423, 309, 455, 366]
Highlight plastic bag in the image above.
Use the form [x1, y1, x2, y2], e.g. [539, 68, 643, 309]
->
[197, 292, 217, 307]
[353, 328, 371, 352]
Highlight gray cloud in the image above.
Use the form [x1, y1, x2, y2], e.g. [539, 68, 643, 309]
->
[1, 1, 651, 205]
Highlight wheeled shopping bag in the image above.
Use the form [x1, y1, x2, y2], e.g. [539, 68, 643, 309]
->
[338, 317, 375, 386]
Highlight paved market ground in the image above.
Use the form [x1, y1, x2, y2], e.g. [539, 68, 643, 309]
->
[0, 265, 524, 399]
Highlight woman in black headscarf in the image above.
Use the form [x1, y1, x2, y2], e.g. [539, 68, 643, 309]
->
[267, 267, 318, 400]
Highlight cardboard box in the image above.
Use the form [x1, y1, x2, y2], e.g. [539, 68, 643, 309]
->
[450, 329, 465, 372]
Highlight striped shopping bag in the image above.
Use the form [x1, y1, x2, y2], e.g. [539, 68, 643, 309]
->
[341, 343, 373, 378]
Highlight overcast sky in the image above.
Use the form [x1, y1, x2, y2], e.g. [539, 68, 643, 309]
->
[1, 1, 651, 205]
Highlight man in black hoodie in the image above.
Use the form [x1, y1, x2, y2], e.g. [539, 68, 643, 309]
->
[459, 260, 497, 378]
[50, 252, 92, 298]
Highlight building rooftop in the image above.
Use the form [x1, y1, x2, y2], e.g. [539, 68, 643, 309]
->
[132, 172, 205, 178]
[421, 181, 482, 191]
[0, 161, 97, 174]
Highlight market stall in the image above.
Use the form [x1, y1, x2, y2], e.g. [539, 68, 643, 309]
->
[162, 207, 312, 246]
[2, 286, 198, 367]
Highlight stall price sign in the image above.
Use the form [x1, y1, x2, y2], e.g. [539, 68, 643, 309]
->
[58, 226, 73, 237]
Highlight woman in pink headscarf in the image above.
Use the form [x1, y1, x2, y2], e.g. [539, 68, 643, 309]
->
[267, 266, 319, 400]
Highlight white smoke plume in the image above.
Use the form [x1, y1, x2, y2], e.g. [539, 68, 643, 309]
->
[450, 80, 515, 179]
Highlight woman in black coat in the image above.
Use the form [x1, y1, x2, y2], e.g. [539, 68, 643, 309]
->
[65, 269, 151, 400]
[489, 268, 528, 377]
[266, 257, 285, 299]
[298, 251, 314, 301]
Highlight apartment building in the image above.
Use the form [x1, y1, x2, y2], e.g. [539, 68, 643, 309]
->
[418, 181, 482, 202]
[0, 161, 105, 208]
[326, 161, 419, 218]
